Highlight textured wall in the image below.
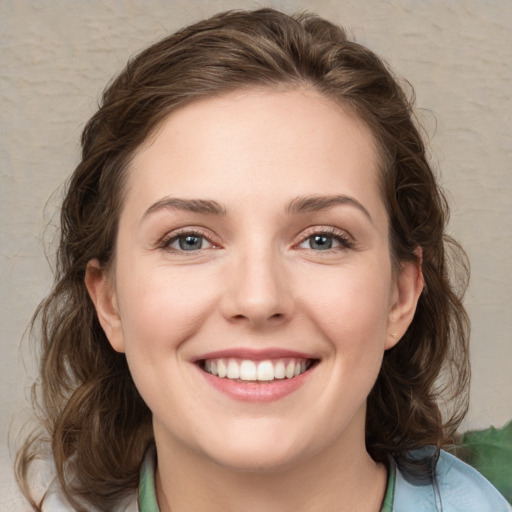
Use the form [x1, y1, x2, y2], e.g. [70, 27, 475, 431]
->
[1, 0, 511, 486]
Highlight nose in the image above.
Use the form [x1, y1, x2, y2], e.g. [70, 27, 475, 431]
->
[220, 248, 294, 328]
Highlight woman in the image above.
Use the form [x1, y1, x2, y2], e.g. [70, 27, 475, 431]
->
[15, 8, 510, 512]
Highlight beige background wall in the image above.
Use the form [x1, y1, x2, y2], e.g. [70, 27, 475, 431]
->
[1, 0, 511, 486]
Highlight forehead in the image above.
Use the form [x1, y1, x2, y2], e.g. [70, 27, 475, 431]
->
[125, 88, 384, 223]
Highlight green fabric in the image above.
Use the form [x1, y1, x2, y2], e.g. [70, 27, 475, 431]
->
[381, 461, 395, 512]
[451, 421, 512, 504]
[138, 447, 160, 512]
[138, 449, 395, 511]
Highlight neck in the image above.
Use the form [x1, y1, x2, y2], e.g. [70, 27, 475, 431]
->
[154, 417, 387, 512]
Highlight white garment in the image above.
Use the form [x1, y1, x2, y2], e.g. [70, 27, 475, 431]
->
[0, 443, 138, 512]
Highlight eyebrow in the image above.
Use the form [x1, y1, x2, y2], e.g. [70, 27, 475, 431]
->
[285, 194, 373, 223]
[143, 197, 227, 219]
[142, 194, 372, 223]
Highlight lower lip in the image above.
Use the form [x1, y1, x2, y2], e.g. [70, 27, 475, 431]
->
[198, 364, 316, 403]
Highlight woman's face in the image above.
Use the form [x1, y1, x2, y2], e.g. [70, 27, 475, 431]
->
[88, 88, 421, 471]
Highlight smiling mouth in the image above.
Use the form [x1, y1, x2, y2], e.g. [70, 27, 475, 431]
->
[200, 358, 317, 383]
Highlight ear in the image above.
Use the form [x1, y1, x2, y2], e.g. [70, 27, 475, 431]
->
[386, 249, 424, 350]
[85, 259, 125, 353]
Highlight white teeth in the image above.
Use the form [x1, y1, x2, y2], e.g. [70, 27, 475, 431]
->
[217, 359, 227, 378]
[285, 361, 295, 379]
[257, 360, 274, 381]
[227, 359, 240, 379]
[274, 360, 285, 379]
[202, 357, 312, 382]
[239, 360, 257, 380]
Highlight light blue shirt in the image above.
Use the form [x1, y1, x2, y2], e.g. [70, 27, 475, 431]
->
[392, 448, 511, 511]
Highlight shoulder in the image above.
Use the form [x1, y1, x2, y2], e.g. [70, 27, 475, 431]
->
[3, 452, 139, 512]
[435, 450, 510, 512]
[393, 448, 511, 512]
[41, 484, 139, 512]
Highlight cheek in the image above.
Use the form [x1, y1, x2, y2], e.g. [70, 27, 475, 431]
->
[305, 263, 391, 323]
[114, 268, 220, 416]
[116, 267, 219, 355]
[299, 263, 392, 360]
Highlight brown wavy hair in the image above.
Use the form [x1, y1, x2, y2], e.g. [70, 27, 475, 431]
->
[16, 8, 470, 510]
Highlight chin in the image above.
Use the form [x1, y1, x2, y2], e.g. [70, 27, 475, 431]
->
[208, 446, 306, 474]
[198, 427, 316, 474]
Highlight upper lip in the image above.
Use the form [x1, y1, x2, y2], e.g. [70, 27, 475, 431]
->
[193, 347, 318, 362]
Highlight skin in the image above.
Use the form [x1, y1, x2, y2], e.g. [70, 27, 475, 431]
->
[86, 88, 423, 512]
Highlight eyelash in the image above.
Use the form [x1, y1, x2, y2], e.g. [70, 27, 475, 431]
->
[157, 227, 354, 254]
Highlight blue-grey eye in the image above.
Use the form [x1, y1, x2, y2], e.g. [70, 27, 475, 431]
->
[298, 232, 351, 251]
[164, 231, 214, 252]
[178, 235, 204, 251]
[308, 235, 333, 250]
